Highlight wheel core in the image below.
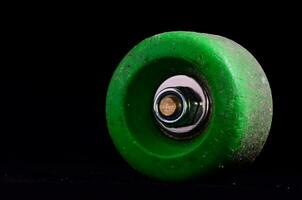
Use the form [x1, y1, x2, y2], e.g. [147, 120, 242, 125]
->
[153, 75, 211, 139]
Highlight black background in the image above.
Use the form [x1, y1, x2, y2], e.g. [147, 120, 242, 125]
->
[0, 5, 301, 198]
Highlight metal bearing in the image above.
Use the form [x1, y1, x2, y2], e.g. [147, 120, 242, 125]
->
[153, 75, 211, 139]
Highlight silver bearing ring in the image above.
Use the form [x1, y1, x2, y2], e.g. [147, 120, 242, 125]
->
[153, 75, 211, 139]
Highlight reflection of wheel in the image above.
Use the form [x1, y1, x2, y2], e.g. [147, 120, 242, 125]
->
[106, 32, 273, 181]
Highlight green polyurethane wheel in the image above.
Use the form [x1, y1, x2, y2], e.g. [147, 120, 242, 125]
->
[106, 31, 272, 181]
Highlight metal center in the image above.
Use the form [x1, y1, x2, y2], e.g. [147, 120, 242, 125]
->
[159, 95, 181, 117]
[153, 75, 211, 139]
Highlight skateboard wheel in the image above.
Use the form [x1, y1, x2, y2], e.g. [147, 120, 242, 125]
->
[106, 32, 272, 181]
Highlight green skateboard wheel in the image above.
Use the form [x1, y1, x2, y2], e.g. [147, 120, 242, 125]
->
[106, 32, 272, 181]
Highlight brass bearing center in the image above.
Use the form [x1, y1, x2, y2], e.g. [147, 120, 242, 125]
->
[159, 95, 181, 117]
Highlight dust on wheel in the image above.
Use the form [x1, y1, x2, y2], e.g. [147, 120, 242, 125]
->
[106, 31, 273, 181]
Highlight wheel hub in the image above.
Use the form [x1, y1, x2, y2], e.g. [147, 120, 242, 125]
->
[153, 75, 211, 139]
